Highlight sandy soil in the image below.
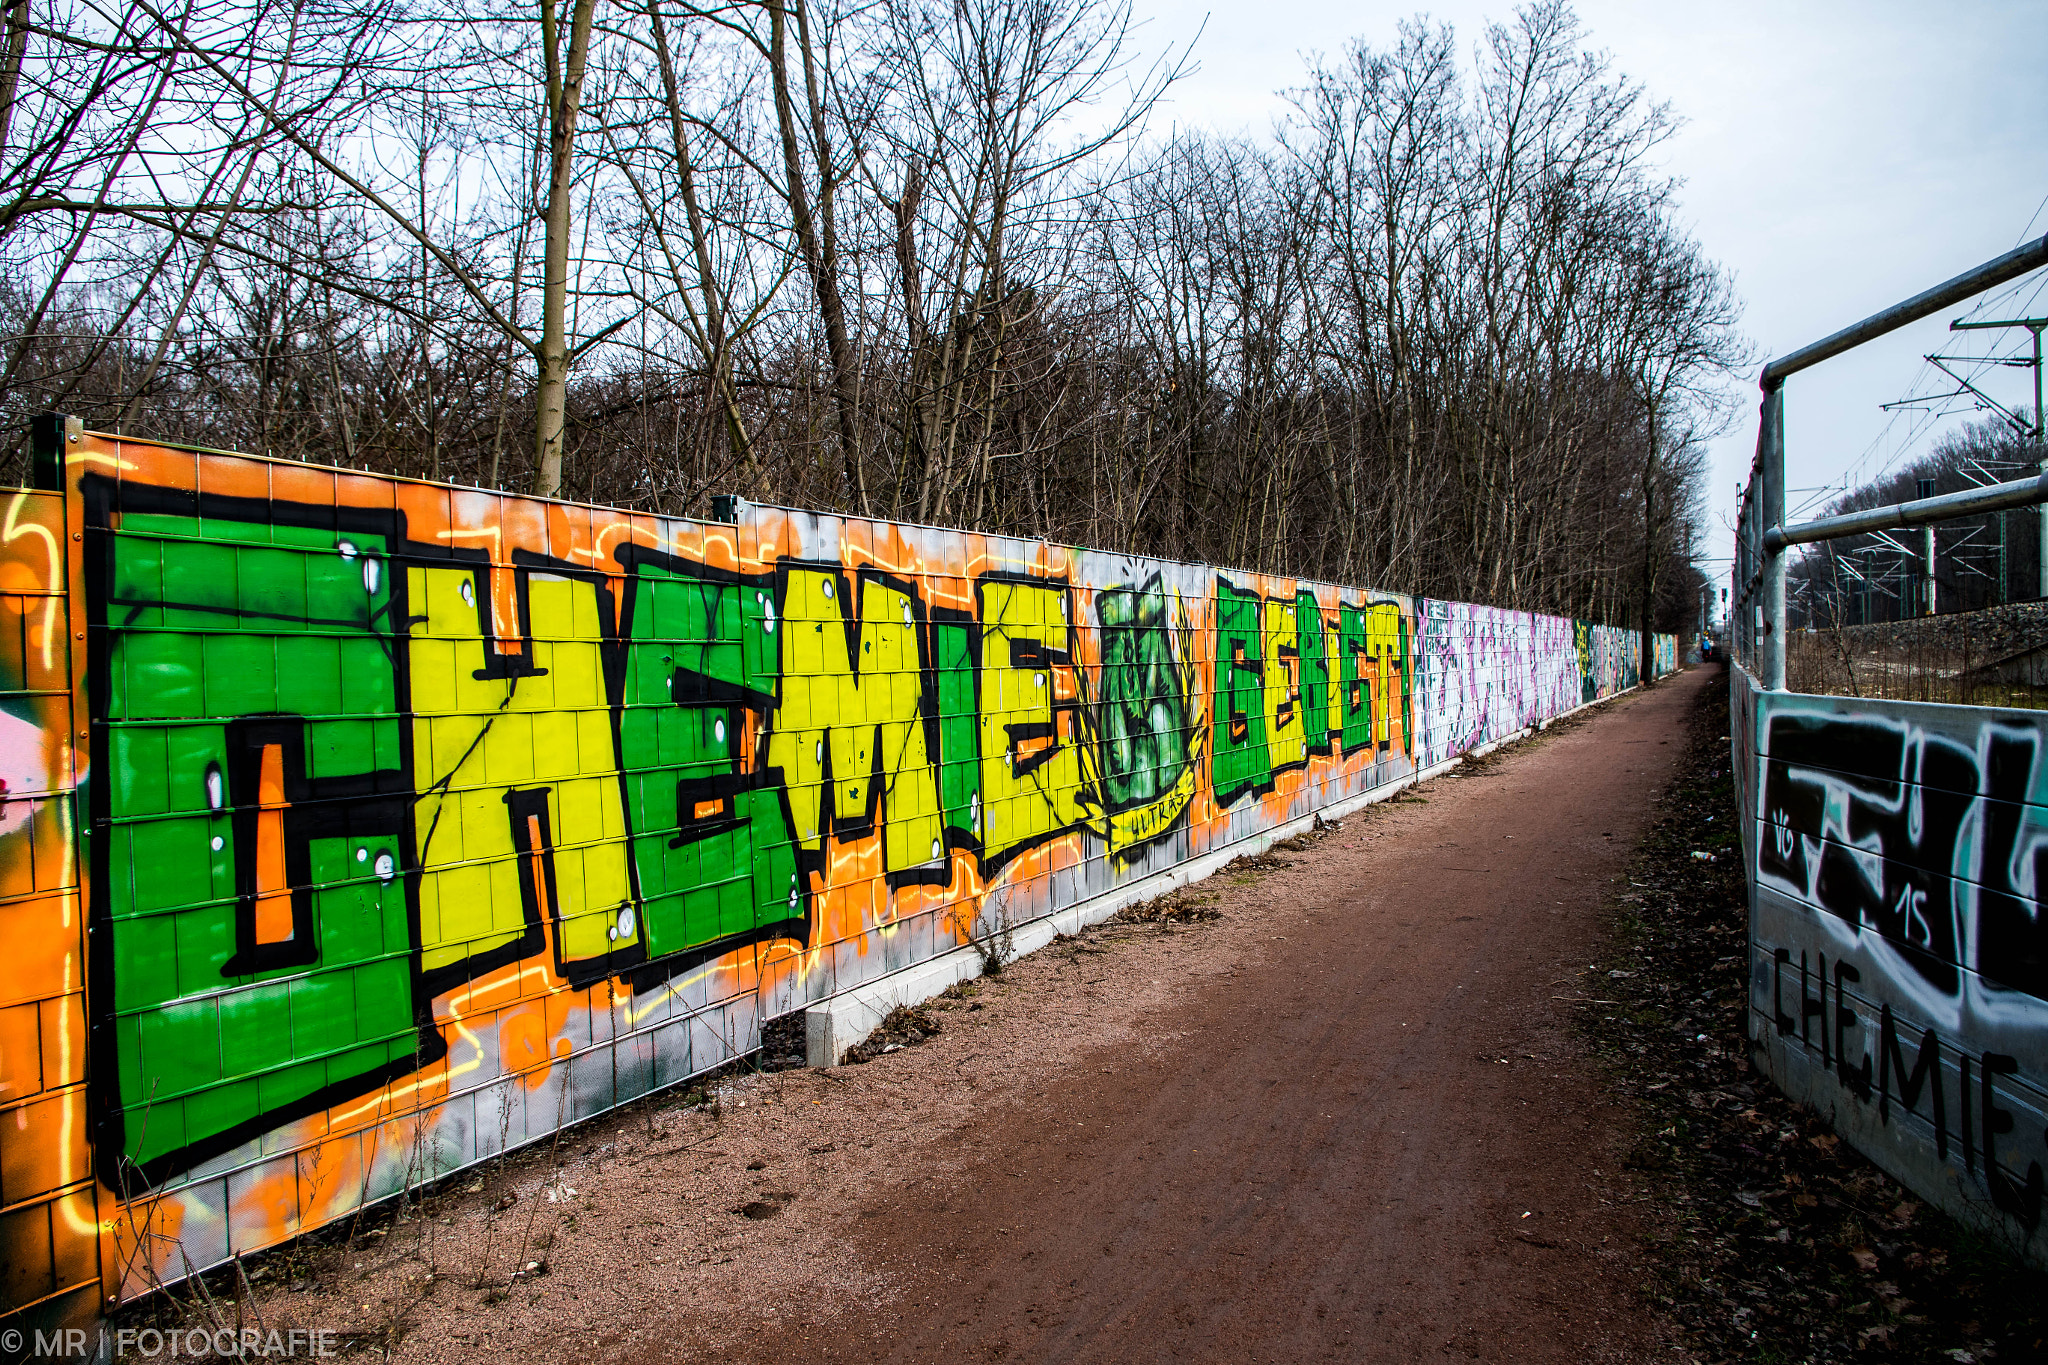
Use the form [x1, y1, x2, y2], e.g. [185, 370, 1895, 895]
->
[203, 670, 1708, 1364]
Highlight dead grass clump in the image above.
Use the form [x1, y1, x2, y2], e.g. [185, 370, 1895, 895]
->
[1449, 748, 1505, 778]
[839, 1004, 941, 1064]
[1116, 889, 1222, 925]
[759, 1012, 808, 1071]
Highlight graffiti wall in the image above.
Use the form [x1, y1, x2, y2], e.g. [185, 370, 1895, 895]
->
[0, 477, 90, 1333]
[1412, 605, 1641, 768]
[1652, 633, 1678, 681]
[0, 430, 1674, 1331]
[1735, 665, 2048, 1263]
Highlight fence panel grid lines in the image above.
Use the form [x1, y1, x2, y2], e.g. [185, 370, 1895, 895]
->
[0, 430, 1672, 1332]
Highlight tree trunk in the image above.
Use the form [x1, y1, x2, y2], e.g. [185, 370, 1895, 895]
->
[532, 0, 597, 499]
[1639, 404, 1658, 680]
[0, 0, 29, 156]
[769, 0, 866, 513]
[649, 4, 763, 496]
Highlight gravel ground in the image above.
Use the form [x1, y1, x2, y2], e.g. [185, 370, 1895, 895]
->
[113, 853, 1333, 1361]
[111, 669, 2038, 1365]
[1821, 602, 2048, 660]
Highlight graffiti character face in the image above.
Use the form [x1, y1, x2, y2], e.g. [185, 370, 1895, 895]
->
[1094, 578, 1192, 813]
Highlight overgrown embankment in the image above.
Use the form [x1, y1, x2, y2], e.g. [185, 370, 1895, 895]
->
[1789, 602, 2048, 708]
[1588, 669, 2048, 1363]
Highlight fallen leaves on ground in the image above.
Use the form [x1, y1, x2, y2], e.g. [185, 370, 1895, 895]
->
[1586, 670, 2047, 1364]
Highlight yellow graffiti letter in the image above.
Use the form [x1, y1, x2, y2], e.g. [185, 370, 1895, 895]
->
[767, 570, 943, 876]
[1262, 597, 1304, 771]
[978, 580, 1083, 861]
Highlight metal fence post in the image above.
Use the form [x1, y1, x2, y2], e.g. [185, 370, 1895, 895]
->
[1746, 492, 1759, 663]
[2036, 322, 2046, 602]
[1735, 474, 1752, 667]
[1922, 526, 1937, 615]
[1759, 388, 1787, 689]
[1736, 485, 1752, 666]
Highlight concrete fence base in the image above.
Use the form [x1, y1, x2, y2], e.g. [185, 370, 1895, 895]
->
[804, 679, 1655, 1066]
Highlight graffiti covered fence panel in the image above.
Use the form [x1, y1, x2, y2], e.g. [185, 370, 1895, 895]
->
[0, 478, 90, 1328]
[0, 431, 1675, 1330]
[1735, 664, 2048, 1264]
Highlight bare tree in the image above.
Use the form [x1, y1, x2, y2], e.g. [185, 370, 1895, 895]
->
[2, 0, 1740, 641]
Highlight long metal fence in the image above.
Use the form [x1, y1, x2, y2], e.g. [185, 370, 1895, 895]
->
[1731, 235, 2048, 1266]
[1731, 234, 2048, 684]
[0, 419, 1677, 1340]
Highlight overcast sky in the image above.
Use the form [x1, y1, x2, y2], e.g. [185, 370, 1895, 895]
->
[1127, 0, 2048, 585]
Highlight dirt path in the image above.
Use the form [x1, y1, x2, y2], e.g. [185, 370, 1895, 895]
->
[222, 671, 1704, 1364]
[704, 670, 1707, 1364]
